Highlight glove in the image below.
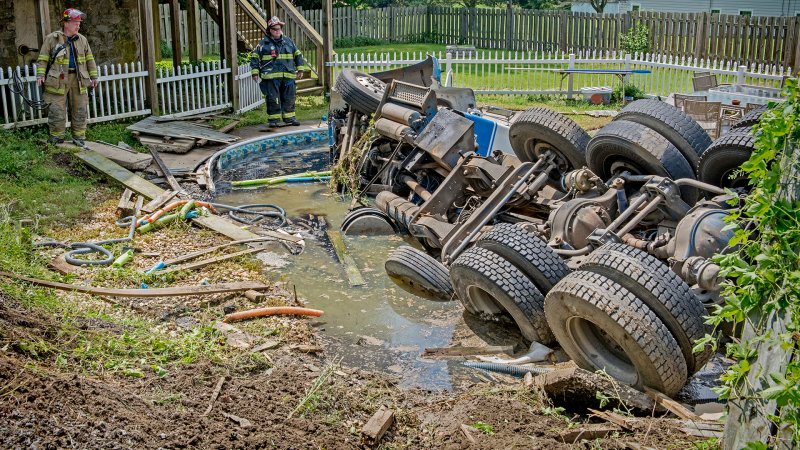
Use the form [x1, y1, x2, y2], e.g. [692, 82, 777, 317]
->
[36, 78, 44, 86]
[297, 71, 305, 80]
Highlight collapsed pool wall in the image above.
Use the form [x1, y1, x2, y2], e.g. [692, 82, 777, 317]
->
[206, 128, 330, 192]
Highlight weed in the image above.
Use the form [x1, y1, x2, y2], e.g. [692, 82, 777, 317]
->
[154, 391, 183, 406]
[334, 36, 388, 48]
[289, 358, 341, 419]
[594, 369, 633, 416]
[689, 437, 721, 449]
[471, 421, 494, 435]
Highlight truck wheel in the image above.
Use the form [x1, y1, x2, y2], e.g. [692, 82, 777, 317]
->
[509, 108, 590, 172]
[476, 223, 570, 295]
[614, 99, 712, 170]
[697, 131, 757, 191]
[545, 270, 688, 396]
[342, 207, 398, 235]
[450, 247, 554, 344]
[334, 70, 385, 115]
[586, 119, 698, 204]
[385, 246, 454, 301]
[731, 105, 768, 130]
[579, 244, 712, 375]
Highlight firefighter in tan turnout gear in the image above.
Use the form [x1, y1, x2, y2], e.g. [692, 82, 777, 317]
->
[36, 8, 98, 146]
[250, 16, 310, 129]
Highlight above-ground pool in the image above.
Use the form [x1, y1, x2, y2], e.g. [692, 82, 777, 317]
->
[206, 128, 521, 390]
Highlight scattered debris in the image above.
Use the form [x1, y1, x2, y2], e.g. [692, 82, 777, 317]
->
[141, 190, 179, 214]
[159, 247, 265, 274]
[222, 306, 324, 323]
[644, 387, 701, 420]
[475, 341, 553, 364]
[212, 321, 258, 349]
[0, 271, 269, 298]
[422, 345, 515, 358]
[137, 135, 196, 154]
[460, 424, 477, 443]
[587, 408, 636, 431]
[202, 376, 226, 416]
[128, 116, 240, 144]
[244, 289, 267, 302]
[326, 225, 365, 287]
[116, 189, 138, 217]
[361, 407, 395, 446]
[147, 146, 182, 192]
[162, 237, 275, 266]
[559, 423, 621, 443]
[678, 420, 723, 438]
[222, 412, 252, 428]
[251, 340, 281, 353]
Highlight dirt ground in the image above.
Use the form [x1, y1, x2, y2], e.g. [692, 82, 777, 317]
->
[0, 187, 713, 450]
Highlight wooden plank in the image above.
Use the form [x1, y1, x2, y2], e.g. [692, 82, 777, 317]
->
[75, 148, 164, 200]
[141, 189, 179, 214]
[163, 237, 275, 266]
[560, 424, 620, 444]
[326, 228, 365, 287]
[644, 387, 701, 421]
[117, 188, 136, 217]
[361, 407, 394, 445]
[422, 345, 515, 358]
[0, 271, 269, 297]
[137, 135, 196, 154]
[127, 116, 239, 143]
[161, 247, 265, 274]
[190, 214, 263, 242]
[148, 146, 183, 192]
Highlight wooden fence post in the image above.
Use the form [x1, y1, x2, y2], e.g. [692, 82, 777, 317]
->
[221, 0, 239, 112]
[694, 12, 706, 61]
[567, 53, 575, 99]
[560, 12, 568, 53]
[152, 0, 162, 61]
[139, 0, 159, 115]
[168, 0, 182, 68]
[187, 0, 203, 62]
[505, 1, 513, 51]
[322, 0, 334, 92]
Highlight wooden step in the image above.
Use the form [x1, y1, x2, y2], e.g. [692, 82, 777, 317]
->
[297, 85, 325, 96]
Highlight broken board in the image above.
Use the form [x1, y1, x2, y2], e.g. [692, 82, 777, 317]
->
[82, 141, 153, 170]
[326, 229, 365, 287]
[137, 135, 197, 154]
[0, 271, 269, 297]
[128, 116, 239, 144]
[74, 149, 263, 242]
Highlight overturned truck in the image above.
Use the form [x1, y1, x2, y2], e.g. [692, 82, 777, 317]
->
[330, 60, 751, 396]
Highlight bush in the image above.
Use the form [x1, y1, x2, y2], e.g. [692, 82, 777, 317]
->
[160, 40, 172, 58]
[620, 24, 650, 56]
[611, 83, 646, 102]
[334, 36, 387, 48]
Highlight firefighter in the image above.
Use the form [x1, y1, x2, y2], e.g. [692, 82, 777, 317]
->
[250, 16, 310, 128]
[35, 8, 98, 146]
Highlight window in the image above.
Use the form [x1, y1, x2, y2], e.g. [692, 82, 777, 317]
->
[632, 4, 641, 11]
[711, 9, 720, 14]
[739, 10, 753, 17]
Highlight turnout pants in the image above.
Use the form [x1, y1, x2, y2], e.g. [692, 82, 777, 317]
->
[43, 73, 89, 139]
[261, 78, 296, 122]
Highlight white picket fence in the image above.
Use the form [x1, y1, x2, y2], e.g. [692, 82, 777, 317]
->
[156, 60, 232, 118]
[328, 50, 792, 98]
[0, 63, 151, 129]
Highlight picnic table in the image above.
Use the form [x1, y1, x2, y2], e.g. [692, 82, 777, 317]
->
[556, 69, 652, 104]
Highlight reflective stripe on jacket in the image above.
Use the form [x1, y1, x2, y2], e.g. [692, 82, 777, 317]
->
[36, 31, 98, 95]
[249, 35, 310, 80]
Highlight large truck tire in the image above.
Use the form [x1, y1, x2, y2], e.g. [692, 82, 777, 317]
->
[697, 130, 758, 191]
[509, 108, 590, 172]
[334, 70, 385, 115]
[385, 246, 454, 301]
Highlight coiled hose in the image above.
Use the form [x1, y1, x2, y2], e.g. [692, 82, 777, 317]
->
[462, 361, 554, 378]
[34, 214, 138, 266]
[211, 202, 287, 227]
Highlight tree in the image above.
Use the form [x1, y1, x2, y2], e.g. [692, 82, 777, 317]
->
[589, 0, 607, 13]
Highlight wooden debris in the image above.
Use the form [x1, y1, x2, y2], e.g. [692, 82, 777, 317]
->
[141, 190, 179, 214]
[222, 306, 324, 323]
[292, 344, 323, 354]
[197, 120, 239, 146]
[48, 253, 80, 275]
[361, 407, 395, 445]
[244, 290, 267, 302]
[0, 271, 269, 298]
[533, 367, 657, 412]
[251, 340, 281, 353]
[75, 149, 163, 199]
[326, 229, 365, 287]
[679, 424, 723, 438]
[559, 423, 621, 443]
[422, 345, 515, 358]
[117, 189, 136, 217]
[202, 376, 226, 416]
[160, 247, 265, 274]
[82, 141, 152, 170]
[137, 135, 196, 154]
[128, 116, 239, 143]
[213, 321, 258, 349]
[460, 424, 477, 444]
[587, 408, 635, 431]
[148, 146, 182, 192]
[644, 387, 701, 420]
[163, 237, 274, 266]
[222, 412, 252, 428]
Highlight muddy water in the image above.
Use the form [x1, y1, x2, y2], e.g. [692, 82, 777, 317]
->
[214, 154, 494, 390]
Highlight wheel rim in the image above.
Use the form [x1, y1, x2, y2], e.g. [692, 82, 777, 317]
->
[566, 316, 638, 385]
[465, 284, 502, 315]
[355, 75, 384, 96]
[521, 139, 575, 173]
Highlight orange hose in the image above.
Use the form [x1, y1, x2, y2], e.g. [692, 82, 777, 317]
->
[222, 306, 324, 323]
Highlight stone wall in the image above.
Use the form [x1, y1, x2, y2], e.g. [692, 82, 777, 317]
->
[0, 0, 143, 68]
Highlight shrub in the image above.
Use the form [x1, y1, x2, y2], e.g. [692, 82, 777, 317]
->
[620, 24, 650, 56]
[334, 36, 387, 48]
[611, 83, 646, 102]
[160, 40, 172, 58]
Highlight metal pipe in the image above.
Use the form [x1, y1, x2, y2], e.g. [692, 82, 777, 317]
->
[616, 196, 663, 238]
[605, 194, 649, 233]
[554, 246, 591, 257]
[401, 176, 432, 201]
[674, 178, 727, 195]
